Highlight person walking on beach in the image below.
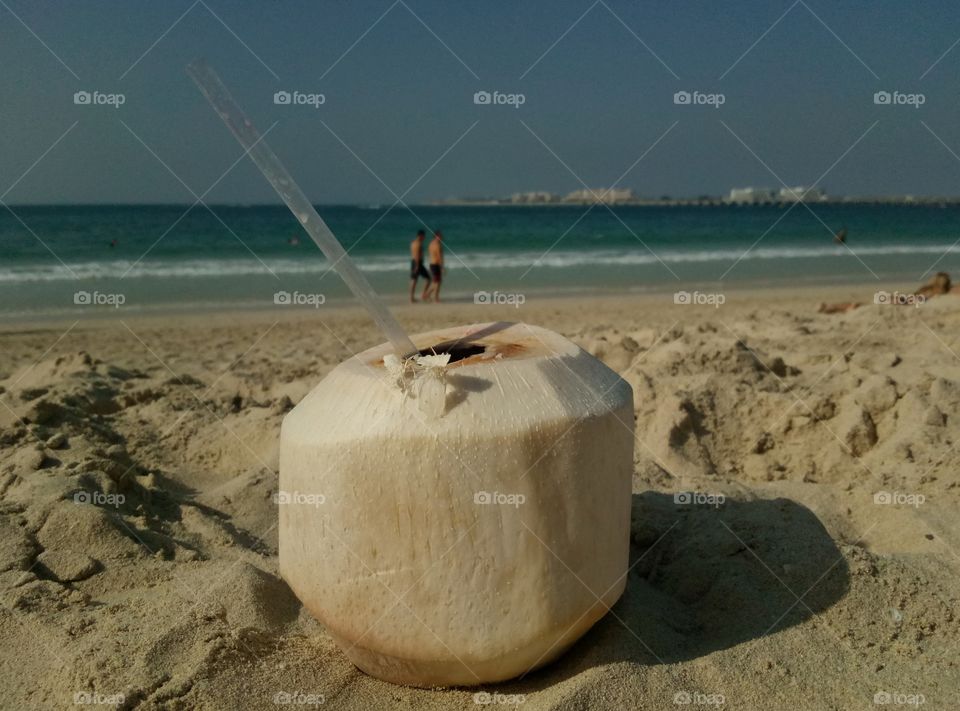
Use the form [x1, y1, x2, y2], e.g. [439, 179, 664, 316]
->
[426, 230, 444, 303]
[409, 229, 431, 302]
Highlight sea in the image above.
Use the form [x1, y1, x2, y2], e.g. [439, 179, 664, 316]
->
[1, 203, 957, 317]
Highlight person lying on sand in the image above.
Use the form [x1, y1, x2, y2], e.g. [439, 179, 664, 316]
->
[915, 271, 951, 298]
[819, 271, 955, 314]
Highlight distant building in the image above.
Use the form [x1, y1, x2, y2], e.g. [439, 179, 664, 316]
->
[728, 187, 776, 203]
[563, 188, 634, 204]
[509, 191, 558, 204]
[778, 186, 825, 202]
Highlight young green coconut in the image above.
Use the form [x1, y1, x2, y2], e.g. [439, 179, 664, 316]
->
[279, 321, 634, 687]
[185, 62, 632, 687]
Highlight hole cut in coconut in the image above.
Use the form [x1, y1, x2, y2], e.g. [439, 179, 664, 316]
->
[370, 324, 530, 370]
[418, 341, 486, 363]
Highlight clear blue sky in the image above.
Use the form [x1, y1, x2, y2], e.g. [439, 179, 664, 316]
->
[2, 0, 960, 204]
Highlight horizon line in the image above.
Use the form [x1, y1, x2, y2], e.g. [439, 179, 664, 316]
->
[5, 194, 960, 209]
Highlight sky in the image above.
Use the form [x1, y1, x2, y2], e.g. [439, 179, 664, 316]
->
[3, 0, 960, 204]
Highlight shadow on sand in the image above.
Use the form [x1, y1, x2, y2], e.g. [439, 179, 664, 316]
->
[500, 491, 850, 692]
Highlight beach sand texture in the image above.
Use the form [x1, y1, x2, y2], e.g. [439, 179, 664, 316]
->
[1, 289, 958, 709]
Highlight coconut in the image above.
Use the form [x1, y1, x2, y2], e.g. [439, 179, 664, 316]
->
[279, 321, 634, 686]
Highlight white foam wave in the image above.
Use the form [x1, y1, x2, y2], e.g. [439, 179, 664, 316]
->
[0, 244, 955, 283]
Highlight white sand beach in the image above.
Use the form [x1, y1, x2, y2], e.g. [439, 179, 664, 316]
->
[1, 286, 958, 708]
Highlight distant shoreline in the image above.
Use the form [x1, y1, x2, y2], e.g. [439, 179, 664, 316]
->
[423, 197, 960, 207]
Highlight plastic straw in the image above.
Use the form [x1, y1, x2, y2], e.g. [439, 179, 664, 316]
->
[186, 59, 419, 359]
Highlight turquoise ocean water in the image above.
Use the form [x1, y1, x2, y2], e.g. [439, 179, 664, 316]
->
[1, 204, 957, 316]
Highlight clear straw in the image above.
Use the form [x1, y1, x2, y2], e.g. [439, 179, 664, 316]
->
[186, 59, 419, 359]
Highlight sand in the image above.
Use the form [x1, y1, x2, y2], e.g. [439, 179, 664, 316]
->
[1, 286, 958, 709]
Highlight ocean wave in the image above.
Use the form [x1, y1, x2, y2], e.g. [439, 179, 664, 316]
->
[0, 244, 956, 283]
